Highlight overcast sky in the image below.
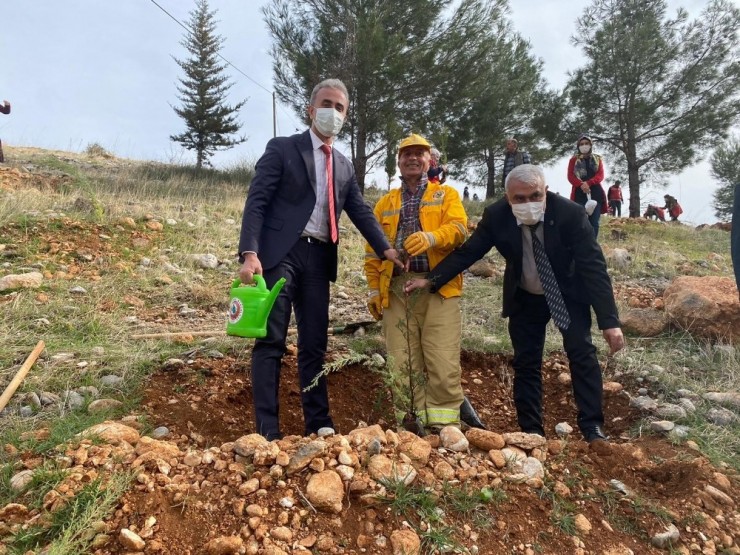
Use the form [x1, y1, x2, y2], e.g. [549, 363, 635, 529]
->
[1, 0, 723, 223]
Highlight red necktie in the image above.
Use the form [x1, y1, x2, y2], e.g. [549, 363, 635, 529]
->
[320, 144, 338, 243]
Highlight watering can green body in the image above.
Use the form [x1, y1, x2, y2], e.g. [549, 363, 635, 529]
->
[226, 275, 286, 338]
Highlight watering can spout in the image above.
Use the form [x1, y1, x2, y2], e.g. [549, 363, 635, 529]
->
[226, 275, 286, 338]
[265, 280, 283, 314]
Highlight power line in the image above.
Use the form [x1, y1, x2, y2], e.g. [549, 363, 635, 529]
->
[149, 0, 273, 95]
[148, 0, 306, 134]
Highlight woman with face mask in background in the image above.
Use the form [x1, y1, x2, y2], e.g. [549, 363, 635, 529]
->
[567, 134, 607, 238]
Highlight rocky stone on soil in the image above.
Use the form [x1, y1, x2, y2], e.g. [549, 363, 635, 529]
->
[285, 439, 328, 475]
[10, 469, 34, 491]
[651, 523, 680, 549]
[203, 535, 243, 554]
[654, 403, 687, 420]
[629, 395, 658, 412]
[398, 431, 432, 466]
[189, 253, 219, 269]
[63, 390, 85, 409]
[703, 391, 740, 408]
[306, 470, 344, 514]
[390, 528, 421, 554]
[707, 407, 736, 426]
[650, 420, 675, 433]
[619, 308, 667, 337]
[466, 428, 505, 451]
[574, 513, 592, 536]
[78, 421, 140, 445]
[663, 276, 740, 342]
[162, 358, 186, 371]
[503, 432, 547, 450]
[555, 422, 573, 436]
[100, 374, 124, 388]
[87, 398, 123, 413]
[439, 426, 469, 451]
[151, 426, 170, 439]
[367, 454, 417, 485]
[0, 271, 43, 291]
[69, 285, 88, 295]
[468, 260, 497, 278]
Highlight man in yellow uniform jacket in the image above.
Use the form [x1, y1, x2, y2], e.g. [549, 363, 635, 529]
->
[364, 133, 468, 432]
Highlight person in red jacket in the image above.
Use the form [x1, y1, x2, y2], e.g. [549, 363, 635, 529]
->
[607, 181, 624, 217]
[568, 134, 606, 237]
[0, 100, 10, 164]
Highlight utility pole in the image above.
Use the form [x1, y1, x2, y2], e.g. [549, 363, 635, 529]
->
[272, 92, 277, 138]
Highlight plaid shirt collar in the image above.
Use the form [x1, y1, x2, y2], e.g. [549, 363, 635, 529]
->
[401, 174, 429, 198]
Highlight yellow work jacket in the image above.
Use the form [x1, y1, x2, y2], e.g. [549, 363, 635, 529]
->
[364, 182, 468, 307]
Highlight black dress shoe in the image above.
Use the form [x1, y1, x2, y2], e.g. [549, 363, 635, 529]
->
[460, 397, 487, 430]
[583, 426, 608, 443]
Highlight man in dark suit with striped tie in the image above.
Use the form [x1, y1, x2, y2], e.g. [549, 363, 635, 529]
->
[404, 164, 624, 451]
[238, 79, 402, 440]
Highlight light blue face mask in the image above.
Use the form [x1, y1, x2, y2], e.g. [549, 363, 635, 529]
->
[314, 107, 345, 137]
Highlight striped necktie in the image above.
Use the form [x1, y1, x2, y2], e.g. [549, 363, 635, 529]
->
[529, 223, 571, 330]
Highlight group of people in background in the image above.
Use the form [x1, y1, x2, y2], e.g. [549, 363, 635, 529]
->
[238, 78, 624, 452]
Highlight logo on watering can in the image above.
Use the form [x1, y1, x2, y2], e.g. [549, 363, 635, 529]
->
[229, 298, 244, 324]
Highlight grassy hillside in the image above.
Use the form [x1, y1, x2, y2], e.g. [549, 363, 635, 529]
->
[0, 146, 737, 554]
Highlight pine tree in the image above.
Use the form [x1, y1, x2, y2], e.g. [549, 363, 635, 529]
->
[171, 0, 246, 169]
[711, 136, 740, 221]
[565, 0, 740, 217]
[263, 0, 503, 193]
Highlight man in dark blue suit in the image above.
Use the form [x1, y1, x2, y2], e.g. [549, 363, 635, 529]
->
[405, 165, 624, 451]
[238, 79, 402, 440]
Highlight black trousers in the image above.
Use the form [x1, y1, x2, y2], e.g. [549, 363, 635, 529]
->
[508, 289, 604, 437]
[609, 200, 622, 217]
[251, 238, 333, 439]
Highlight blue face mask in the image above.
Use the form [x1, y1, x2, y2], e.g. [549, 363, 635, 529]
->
[314, 107, 344, 137]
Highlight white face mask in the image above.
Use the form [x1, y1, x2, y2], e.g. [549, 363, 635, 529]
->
[579, 144, 591, 154]
[511, 201, 545, 225]
[313, 107, 345, 137]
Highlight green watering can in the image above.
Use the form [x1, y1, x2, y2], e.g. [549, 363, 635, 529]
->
[226, 275, 286, 338]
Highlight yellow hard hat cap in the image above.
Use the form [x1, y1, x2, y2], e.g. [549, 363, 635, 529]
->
[398, 133, 431, 152]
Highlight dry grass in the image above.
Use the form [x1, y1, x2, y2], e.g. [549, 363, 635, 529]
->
[0, 147, 737, 471]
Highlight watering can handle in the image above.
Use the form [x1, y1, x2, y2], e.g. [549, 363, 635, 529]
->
[231, 274, 267, 291]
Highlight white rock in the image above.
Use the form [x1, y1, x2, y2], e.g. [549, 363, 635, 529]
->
[439, 426, 469, 452]
[555, 422, 573, 437]
[190, 253, 219, 269]
[650, 420, 675, 433]
[69, 285, 88, 295]
[10, 469, 34, 491]
[522, 457, 545, 480]
[651, 524, 680, 549]
[119, 529, 146, 551]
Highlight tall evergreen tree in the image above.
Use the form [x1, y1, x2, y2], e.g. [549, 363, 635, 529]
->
[263, 0, 503, 193]
[171, 0, 246, 169]
[564, 0, 740, 217]
[711, 136, 740, 221]
[438, 27, 564, 199]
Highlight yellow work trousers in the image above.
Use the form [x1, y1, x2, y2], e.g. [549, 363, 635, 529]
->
[382, 276, 463, 428]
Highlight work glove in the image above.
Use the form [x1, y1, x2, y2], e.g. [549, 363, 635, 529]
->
[367, 294, 383, 321]
[403, 231, 435, 257]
